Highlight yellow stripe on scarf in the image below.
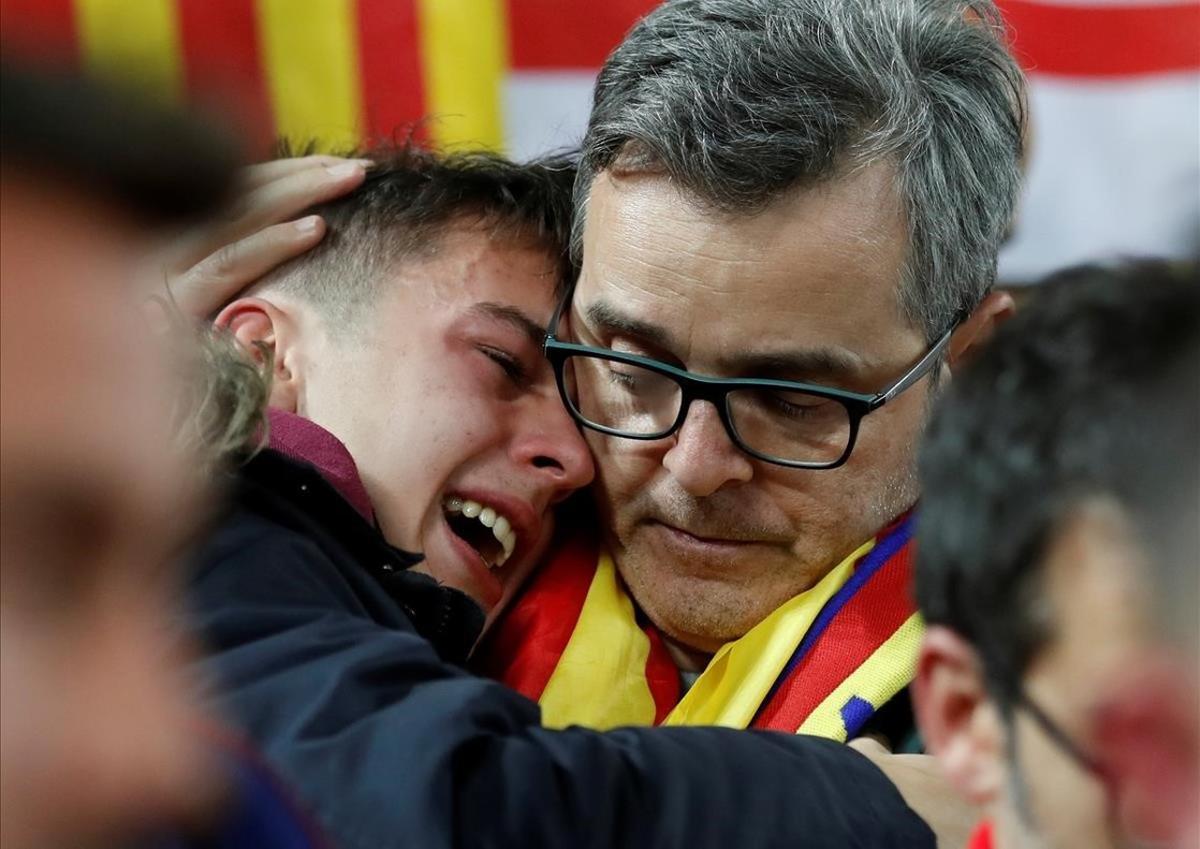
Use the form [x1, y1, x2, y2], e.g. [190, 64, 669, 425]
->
[663, 538, 872, 729]
[797, 612, 924, 741]
[539, 553, 658, 730]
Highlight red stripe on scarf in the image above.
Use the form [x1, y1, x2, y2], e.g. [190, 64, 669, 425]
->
[752, 535, 915, 731]
[642, 622, 682, 724]
[475, 530, 598, 702]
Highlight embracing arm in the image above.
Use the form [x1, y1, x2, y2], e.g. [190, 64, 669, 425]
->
[190, 527, 935, 849]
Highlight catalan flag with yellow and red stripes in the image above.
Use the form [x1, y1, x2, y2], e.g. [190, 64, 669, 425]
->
[2, 1, 1196, 301]
[1, 0, 648, 154]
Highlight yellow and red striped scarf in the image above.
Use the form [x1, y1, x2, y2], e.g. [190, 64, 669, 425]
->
[477, 513, 923, 740]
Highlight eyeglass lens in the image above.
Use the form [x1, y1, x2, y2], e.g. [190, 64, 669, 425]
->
[562, 355, 852, 465]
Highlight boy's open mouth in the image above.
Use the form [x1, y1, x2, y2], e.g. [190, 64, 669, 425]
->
[443, 496, 517, 570]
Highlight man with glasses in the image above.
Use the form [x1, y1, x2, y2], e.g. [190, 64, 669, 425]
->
[914, 261, 1199, 849]
[480, 0, 1022, 751]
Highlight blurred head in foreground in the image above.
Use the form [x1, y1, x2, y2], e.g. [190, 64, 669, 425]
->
[0, 63, 237, 848]
[915, 261, 1200, 849]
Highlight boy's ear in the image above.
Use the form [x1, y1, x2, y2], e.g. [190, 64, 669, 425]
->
[948, 290, 1016, 371]
[914, 625, 1007, 806]
[214, 297, 300, 413]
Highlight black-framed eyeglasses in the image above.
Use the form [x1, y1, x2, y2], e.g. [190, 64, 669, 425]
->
[542, 279, 955, 470]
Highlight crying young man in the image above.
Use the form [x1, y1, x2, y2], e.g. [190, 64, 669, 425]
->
[205, 149, 592, 634]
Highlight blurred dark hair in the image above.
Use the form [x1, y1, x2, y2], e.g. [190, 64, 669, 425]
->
[2, 62, 257, 468]
[259, 141, 577, 329]
[916, 260, 1200, 705]
[1, 62, 239, 223]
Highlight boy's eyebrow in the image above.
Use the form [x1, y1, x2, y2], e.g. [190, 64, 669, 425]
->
[470, 302, 547, 348]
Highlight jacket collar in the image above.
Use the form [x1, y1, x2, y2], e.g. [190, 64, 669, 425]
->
[266, 409, 375, 523]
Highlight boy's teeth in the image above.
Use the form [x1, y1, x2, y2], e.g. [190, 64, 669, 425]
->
[444, 497, 519, 569]
[495, 533, 516, 568]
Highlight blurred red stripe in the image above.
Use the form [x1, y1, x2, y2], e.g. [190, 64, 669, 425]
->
[507, 0, 659, 70]
[177, 0, 275, 155]
[356, 0, 426, 145]
[0, 0, 78, 69]
[998, 1, 1200, 77]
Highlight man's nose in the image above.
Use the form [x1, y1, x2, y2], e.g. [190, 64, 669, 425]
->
[513, 392, 596, 503]
[662, 400, 754, 496]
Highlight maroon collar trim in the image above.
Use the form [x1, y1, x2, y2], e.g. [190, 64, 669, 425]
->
[265, 409, 375, 523]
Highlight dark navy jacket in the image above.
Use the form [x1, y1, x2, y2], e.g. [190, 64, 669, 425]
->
[187, 449, 935, 849]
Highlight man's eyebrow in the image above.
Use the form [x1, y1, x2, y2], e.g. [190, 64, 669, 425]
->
[721, 349, 868, 382]
[583, 300, 677, 351]
[582, 299, 866, 381]
[470, 302, 547, 348]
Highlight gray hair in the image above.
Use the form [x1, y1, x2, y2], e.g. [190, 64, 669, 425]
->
[576, 0, 1026, 341]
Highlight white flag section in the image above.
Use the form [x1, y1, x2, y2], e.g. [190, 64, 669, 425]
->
[1001, 71, 1200, 282]
[505, 72, 597, 160]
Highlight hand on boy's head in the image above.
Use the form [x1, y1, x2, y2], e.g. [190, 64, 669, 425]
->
[160, 155, 369, 319]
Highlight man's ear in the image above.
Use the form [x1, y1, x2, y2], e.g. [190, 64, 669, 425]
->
[1093, 655, 1200, 847]
[214, 297, 301, 413]
[948, 290, 1016, 371]
[914, 625, 1007, 807]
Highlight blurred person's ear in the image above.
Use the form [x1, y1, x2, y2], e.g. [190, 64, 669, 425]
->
[914, 625, 1006, 806]
[1093, 656, 1200, 848]
[947, 290, 1016, 371]
[215, 298, 301, 413]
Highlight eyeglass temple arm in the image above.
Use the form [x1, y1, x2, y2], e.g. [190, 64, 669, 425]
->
[872, 328, 955, 407]
[544, 277, 580, 348]
[1017, 692, 1110, 779]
